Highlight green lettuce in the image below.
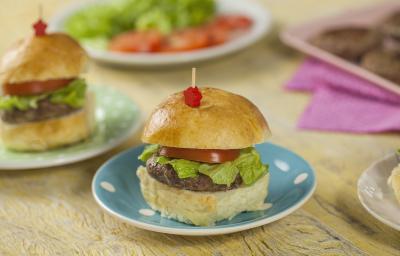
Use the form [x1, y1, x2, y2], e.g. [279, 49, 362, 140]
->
[49, 79, 87, 108]
[234, 148, 268, 185]
[64, 3, 119, 39]
[65, 0, 216, 45]
[0, 94, 46, 111]
[160, 157, 200, 179]
[0, 79, 87, 111]
[138, 144, 159, 162]
[138, 145, 268, 186]
[198, 162, 239, 186]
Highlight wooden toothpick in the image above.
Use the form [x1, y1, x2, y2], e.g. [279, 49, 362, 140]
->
[192, 67, 196, 88]
[39, 4, 43, 19]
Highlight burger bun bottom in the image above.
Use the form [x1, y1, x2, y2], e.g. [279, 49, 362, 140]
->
[137, 166, 269, 226]
[0, 93, 95, 151]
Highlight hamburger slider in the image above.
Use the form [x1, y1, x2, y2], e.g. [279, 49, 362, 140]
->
[0, 18, 94, 151]
[137, 71, 271, 226]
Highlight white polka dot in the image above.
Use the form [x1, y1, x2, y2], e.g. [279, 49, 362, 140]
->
[139, 208, 155, 216]
[294, 173, 308, 184]
[274, 159, 290, 172]
[100, 181, 115, 192]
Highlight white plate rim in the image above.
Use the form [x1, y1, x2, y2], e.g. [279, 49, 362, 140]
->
[0, 88, 142, 170]
[91, 145, 317, 236]
[48, 0, 271, 66]
[357, 153, 400, 231]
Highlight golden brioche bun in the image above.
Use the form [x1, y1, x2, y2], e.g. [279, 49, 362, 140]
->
[142, 87, 271, 149]
[0, 93, 95, 151]
[0, 33, 87, 84]
[137, 166, 269, 226]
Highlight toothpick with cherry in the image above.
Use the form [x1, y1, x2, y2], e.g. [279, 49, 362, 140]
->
[32, 4, 47, 36]
[184, 68, 203, 107]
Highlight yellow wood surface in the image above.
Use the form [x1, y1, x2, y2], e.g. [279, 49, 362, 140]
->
[1, 0, 400, 255]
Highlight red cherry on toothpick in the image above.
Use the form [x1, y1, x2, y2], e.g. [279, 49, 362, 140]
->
[184, 86, 202, 107]
[33, 19, 47, 36]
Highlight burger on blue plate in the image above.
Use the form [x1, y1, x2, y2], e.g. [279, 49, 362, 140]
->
[137, 87, 271, 226]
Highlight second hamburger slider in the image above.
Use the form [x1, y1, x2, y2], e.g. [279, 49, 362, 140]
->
[0, 19, 94, 151]
[137, 85, 271, 226]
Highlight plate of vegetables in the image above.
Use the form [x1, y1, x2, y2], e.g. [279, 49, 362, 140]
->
[49, 0, 271, 66]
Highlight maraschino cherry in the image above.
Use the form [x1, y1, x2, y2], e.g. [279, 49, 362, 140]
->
[183, 68, 202, 107]
[33, 5, 47, 36]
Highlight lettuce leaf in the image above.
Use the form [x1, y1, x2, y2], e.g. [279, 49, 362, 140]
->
[136, 8, 173, 34]
[155, 156, 199, 179]
[0, 79, 87, 111]
[49, 79, 87, 108]
[234, 148, 269, 185]
[65, 0, 216, 39]
[198, 162, 239, 186]
[138, 145, 268, 186]
[64, 3, 119, 39]
[138, 144, 160, 162]
[167, 159, 200, 179]
[0, 94, 46, 111]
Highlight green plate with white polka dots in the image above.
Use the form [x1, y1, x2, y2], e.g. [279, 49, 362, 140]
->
[0, 85, 141, 170]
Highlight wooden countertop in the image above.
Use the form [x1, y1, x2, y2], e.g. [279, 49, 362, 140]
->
[0, 0, 399, 255]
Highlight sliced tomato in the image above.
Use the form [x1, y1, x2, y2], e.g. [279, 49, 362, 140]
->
[205, 24, 229, 46]
[161, 28, 210, 52]
[3, 78, 74, 96]
[159, 146, 240, 164]
[109, 30, 163, 53]
[213, 15, 253, 30]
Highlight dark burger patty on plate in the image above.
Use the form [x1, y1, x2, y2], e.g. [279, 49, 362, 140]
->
[361, 49, 400, 85]
[1, 98, 79, 124]
[310, 27, 381, 61]
[381, 10, 400, 40]
[146, 155, 242, 192]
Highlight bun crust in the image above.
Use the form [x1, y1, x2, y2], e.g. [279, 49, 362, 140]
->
[142, 87, 270, 149]
[388, 164, 400, 204]
[0, 93, 95, 151]
[0, 33, 87, 84]
[137, 166, 269, 226]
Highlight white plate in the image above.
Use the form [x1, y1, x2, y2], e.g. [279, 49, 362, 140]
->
[48, 0, 271, 67]
[358, 153, 400, 230]
[0, 85, 142, 170]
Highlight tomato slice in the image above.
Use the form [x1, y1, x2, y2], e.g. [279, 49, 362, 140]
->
[159, 147, 240, 164]
[108, 15, 251, 53]
[161, 28, 210, 52]
[3, 78, 74, 96]
[205, 24, 229, 46]
[213, 15, 253, 30]
[109, 30, 163, 53]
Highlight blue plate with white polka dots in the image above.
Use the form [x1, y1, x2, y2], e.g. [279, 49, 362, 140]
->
[92, 142, 316, 235]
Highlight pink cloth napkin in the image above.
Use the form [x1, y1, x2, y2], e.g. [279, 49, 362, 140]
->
[286, 58, 400, 133]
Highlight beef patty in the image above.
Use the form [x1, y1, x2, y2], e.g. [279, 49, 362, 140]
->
[361, 49, 400, 85]
[146, 155, 242, 192]
[382, 10, 400, 40]
[310, 27, 381, 61]
[1, 98, 79, 124]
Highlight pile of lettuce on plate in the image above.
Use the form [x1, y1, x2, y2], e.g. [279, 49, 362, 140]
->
[64, 0, 216, 50]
